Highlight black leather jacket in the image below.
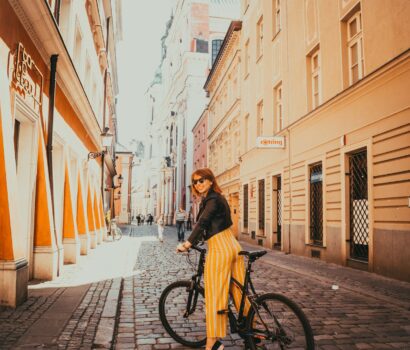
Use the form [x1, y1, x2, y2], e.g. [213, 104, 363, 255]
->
[187, 190, 233, 245]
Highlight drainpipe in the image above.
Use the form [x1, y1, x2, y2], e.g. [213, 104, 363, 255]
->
[46, 54, 61, 275]
[53, 0, 61, 24]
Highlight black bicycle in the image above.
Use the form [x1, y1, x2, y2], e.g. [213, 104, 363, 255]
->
[159, 244, 315, 349]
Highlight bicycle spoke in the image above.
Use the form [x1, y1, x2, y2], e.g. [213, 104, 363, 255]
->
[247, 294, 314, 349]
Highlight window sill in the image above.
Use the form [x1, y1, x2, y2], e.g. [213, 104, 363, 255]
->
[306, 243, 326, 249]
[256, 54, 263, 64]
[244, 73, 250, 80]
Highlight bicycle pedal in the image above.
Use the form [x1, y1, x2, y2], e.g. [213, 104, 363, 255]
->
[217, 309, 229, 314]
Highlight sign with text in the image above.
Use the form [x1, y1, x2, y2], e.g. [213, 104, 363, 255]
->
[256, 136, 285, 149]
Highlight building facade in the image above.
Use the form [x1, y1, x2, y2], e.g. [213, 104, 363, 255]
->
[144, 0, 240, 224]
[192, 108, 209, 220]
[205, 21, 242, 237]
[0, 0, 122, 306]
[115, 150, 133, 224]
[238, 0, 410, 281]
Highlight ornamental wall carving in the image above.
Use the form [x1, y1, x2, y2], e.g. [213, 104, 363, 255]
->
[10, 43, 43, 114]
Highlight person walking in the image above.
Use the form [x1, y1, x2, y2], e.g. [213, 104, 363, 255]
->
[186, 209, 192, 231]
[176, 168, 249, 350]
[148, 214, 154, 225]
[136, 214, 141, 226]
[157, 214, 164, 242]
[174, 206, 187, 242]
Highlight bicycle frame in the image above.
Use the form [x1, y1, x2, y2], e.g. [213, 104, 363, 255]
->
[187, 245, 272, 340]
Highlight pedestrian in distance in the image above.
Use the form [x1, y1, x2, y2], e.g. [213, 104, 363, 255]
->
[186, 209, 192, 231]
[174, 206, 187, 242]
[176, 168, 250, 350]
[157, 214, 165, 243]
[136, 214, 141, 226]
[148, 213, 154, 225]
[140, 214, 145, 225]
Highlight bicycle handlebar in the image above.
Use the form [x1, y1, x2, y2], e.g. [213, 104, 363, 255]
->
[191, 243, 206, 253]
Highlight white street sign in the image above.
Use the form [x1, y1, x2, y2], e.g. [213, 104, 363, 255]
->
[256, 136, 285, 149]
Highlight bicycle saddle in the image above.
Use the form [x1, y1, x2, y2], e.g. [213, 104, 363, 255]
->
[239, 250, 267, 260]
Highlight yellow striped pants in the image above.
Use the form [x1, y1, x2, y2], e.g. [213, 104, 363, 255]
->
[204, 229, 250, 338]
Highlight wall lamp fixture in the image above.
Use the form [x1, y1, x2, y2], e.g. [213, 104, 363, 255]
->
[88, 127, 113, 160]
[104, 174, 123, 191]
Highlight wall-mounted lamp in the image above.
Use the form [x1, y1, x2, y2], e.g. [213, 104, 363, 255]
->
[118, 174, 124, 185]
[88, 127, 113, 160]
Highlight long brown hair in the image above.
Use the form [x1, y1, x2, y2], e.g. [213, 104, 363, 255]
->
[191, 168, 222, 196]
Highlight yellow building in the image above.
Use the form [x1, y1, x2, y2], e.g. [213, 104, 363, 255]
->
[205, 21, 242, 237]
[0, 0, 121, 306]
[238, 0, 410, 281]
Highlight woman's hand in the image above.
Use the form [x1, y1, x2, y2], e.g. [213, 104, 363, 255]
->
[176, 241, 192, 253]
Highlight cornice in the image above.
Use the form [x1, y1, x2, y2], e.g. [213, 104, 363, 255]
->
[204, 20, 242, 91]
[9, 0, 102, 150]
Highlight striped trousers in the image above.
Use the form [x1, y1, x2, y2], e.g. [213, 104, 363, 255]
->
[204, 229, 250, 338]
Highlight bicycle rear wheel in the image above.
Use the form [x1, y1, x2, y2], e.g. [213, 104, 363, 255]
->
[159, 280, 206, 348]
[246, 293, 314, 350]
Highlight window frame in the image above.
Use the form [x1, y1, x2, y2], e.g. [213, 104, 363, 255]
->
[257, 16, 264, 59]
[274, 83, 283, 132]
[347, 12, 364, 85]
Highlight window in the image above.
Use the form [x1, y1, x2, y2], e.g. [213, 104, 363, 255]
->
[309, 163, 323, 245]
[347, 12, 364, 84]
[257, 101, 264, 137]
[244, 114, 249, 151]
[211, 39, 223, 66]
[310, 50, 320, 109]
[257, 16, 263, 58]
[273, 0, 281, 35]
[274, 83, 283, 132]
[244, 39, 250, 77]
[196, 39, 208, 53]
[243, 184, 249, 229]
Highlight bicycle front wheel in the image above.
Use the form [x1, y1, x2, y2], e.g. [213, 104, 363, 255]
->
[246, 293, 314, 350]
[159, 280, 206, 348]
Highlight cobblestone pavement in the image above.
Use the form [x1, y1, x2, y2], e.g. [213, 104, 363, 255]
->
[114, 224, 410, 350]
[1, 224, 409, 350]
[0, 230, 145, 350]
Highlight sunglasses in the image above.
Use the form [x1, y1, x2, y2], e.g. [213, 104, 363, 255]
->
[192, 177, 206, 186]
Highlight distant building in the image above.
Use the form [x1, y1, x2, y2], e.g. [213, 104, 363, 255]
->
[204, 21, 242, 237]
[192, 108, 209, 221]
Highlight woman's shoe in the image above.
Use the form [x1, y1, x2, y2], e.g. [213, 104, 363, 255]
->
[211, 340, 224, 350]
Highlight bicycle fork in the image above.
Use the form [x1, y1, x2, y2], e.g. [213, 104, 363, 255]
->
[184, 277, 200, 318]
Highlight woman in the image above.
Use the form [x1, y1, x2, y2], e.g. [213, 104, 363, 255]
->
[176, 168, 249, 350]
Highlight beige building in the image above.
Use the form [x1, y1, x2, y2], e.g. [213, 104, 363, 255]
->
[205, 21, 242, 237]
[238, 0, 410, 281]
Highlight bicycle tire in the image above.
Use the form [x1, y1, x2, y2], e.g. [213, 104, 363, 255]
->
[159, 280, 206, 348]
[246, 293, 315, 350]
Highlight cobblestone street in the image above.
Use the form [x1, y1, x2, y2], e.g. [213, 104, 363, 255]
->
[0, 223, 409, 349]
[115, 224, 410, 350]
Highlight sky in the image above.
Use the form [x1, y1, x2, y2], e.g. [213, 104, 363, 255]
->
[116, 0, 173, 148]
